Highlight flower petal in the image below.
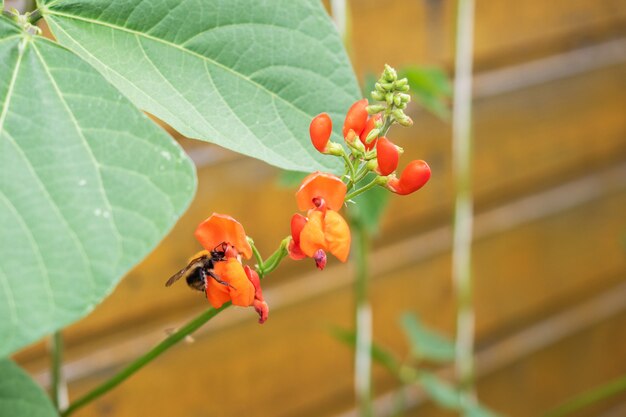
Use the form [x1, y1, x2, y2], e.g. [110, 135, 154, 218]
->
[211, 259, 255, 307]
[195, 213, 252, 259]
[296, 172, 346, 211]
[299, 210, 327, 257]
[323, 210, 351, 262]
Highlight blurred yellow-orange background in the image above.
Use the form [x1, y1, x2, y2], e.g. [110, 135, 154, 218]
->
[14, 0, 626, 416]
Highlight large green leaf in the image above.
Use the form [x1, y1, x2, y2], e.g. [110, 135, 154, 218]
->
[0, 359, 58, 417]
[40, 0, 360, 173]
[0, 18, 196, 356]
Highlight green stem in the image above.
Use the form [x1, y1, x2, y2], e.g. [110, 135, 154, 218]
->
[260, 237, 290, 276]
[352, 219, 373, 417]
[341, 150, 358, 183]
[541, 373, 626, 417]
[61, 304, 230, 417]
[247, 237, 265, 271]
[452, 0, 476, 411]
[49, 331, 64, 410]
[345, 177, 381, 201]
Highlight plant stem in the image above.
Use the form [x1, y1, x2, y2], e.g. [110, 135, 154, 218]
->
[541, 373, 626, 417]
[61, 304, 230, 417]
[60, 236, 291, 416]
[342, 150, 358, 184]
[49, 330, 67, 410]
[248, 237, 265, 271]
[346, 177, 381, 201]
[452, 0, 476, 411]
[352, 219, 373, 417]
[260, 237, 290, 276]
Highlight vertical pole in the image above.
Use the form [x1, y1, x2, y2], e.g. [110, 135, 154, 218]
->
[452, 0, 476, 410]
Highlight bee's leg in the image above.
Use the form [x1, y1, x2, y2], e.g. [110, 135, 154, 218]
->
[205, 269, 237, 290]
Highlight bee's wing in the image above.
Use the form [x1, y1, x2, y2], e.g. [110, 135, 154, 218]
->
[165, 256, 207, 287]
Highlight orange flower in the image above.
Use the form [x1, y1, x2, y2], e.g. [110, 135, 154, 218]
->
[289, 172, 351, 269]
[195, 213, 252, 259]
[194, 214, 268, 323]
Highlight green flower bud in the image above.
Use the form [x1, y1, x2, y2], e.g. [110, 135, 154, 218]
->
[393, 94, 402, 107]
[365, 128, 380, 144]
[383, 64, 397, 82]
[395, 78, 408, 88]
[396, 102, 407, 110]
[398, 84, 410, 92]
[399, 93, 411, 103]
[371, 90, 385, 101]
[366, 159, 378, 172]
[397, 115, 413, 127]
[385, 92, 394, 106]
[380, 82, 394, 91]
[367, 104, 385, 114]
[326, 142, 345, 156]
[375, 83, 386, 93]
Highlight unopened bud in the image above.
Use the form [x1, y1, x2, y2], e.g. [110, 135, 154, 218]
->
[398, 84, 410, 92]
[396, 102, 407, 110]
[365, 128, 380, 144]
[371, 90, 385, 101]
[399, 93, 411, 103]
[366, 159, 378, 172]
[383, 64, 397, 82]
[374, 83, 386, 93]
[393, 94, 402, 107]
[326, 141, 344, 156]
[385, 92, 394, 106]
[366, 104, 385, 114]
[395, 78, 408, 88]
[346, 131, 366, 154]
[380, 82, 394, 91]
[397, 115, 413, 127]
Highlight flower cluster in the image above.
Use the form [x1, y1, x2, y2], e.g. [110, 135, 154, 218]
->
[308, 64, 431, 197]
[169, 65, 430, 324]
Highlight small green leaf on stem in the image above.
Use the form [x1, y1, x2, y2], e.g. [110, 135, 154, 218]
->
[400, 313, 455, 363]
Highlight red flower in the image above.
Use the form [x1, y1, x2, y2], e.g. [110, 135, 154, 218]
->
[310, 113, 332, 153]
[194, 214, 268, 323]
[375, 136, 399, 176]
[386, 160, 431, 195]
[343, 99, 369, 138]
[289, 172, 351, 269]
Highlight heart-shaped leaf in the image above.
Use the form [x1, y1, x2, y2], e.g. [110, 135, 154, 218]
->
[40, 0, 360, 173]
[0, 17, 195, 356]
[0, 359, 58, 417]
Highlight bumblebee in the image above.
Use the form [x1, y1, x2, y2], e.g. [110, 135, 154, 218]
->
[165, 242, 234, 291]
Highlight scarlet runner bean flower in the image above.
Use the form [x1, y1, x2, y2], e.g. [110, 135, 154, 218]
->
[386, 160, 431, 195]
[309, 113, 333, 153]
[375, 136, 399, 176]
[194, 214, 269, 323]
[343, 98, 369, 138]
[288, 172, 351, 269]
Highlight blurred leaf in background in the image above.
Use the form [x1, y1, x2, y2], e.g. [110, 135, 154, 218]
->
[399, 67, 451, 120]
